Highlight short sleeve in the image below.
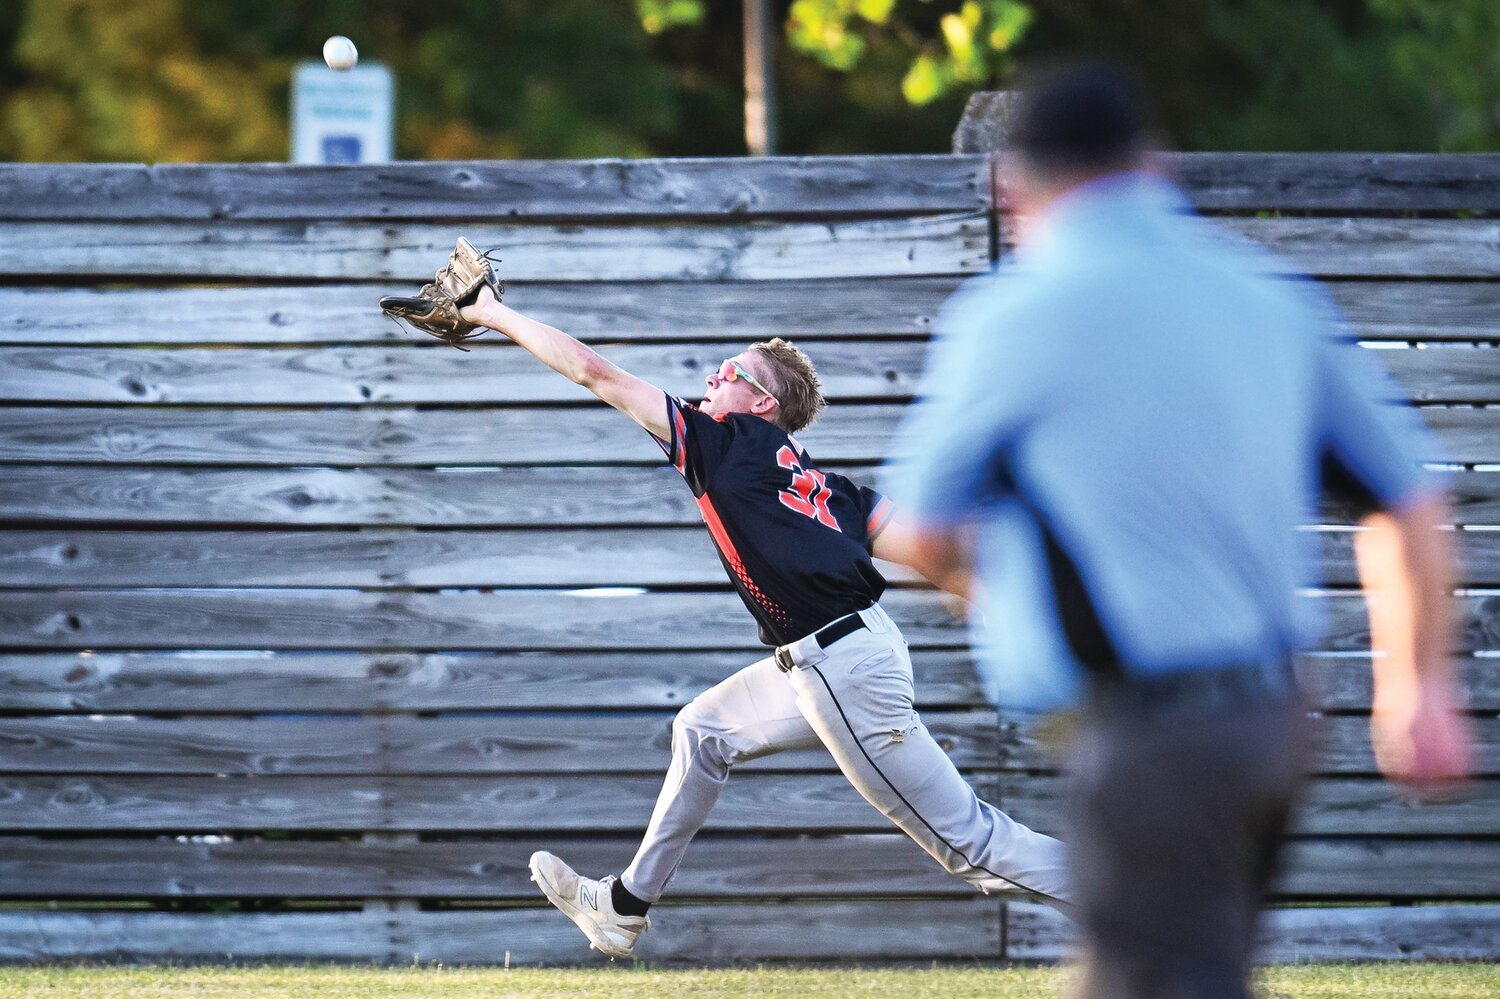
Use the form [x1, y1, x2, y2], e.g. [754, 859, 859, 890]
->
[824, 472, 895, 549]
[1315, 337, 1441, 514]
[651, 395, 734, 496]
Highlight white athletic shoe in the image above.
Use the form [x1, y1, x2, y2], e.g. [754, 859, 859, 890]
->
[528, 851, 650, 959]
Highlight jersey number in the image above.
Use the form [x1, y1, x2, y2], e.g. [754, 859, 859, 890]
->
[776, 446, 841, 531]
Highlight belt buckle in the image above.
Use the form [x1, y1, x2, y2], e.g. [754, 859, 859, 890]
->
[774, 645, 797, 673]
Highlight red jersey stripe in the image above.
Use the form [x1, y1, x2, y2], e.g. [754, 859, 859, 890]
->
[695, 492, 792, 627]
[867, 496, 895, 536]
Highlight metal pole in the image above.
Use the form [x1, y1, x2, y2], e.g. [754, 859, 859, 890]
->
[743, 0, 777, 156]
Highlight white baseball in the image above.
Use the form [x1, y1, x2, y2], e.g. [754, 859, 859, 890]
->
[323, 35, 358, 71]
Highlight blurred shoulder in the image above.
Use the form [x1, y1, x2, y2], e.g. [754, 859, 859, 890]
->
[936, 266, 1071, 344]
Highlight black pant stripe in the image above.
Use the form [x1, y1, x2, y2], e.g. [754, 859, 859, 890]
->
[805, 663, 1061, 904]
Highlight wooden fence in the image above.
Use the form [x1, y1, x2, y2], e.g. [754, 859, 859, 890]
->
[0, 148, 1496, 964]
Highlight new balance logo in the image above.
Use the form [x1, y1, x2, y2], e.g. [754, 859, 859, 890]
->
[580, 884, 598, 910]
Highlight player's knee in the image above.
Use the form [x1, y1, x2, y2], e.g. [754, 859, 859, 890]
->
[671, 704, 739, 773]
[671, 700, 709, 740]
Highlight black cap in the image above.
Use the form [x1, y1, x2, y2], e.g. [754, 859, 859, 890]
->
[1010, 61, 1147, 176]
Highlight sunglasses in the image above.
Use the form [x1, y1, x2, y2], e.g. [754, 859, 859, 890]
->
[718, 358, 779, 404]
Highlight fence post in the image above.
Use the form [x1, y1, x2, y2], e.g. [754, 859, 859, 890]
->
[952, 91, 1014, 265]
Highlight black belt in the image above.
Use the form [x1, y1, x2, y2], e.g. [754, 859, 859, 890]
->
[774, 612, 868, 673]
[1091, 658, 1296, 717]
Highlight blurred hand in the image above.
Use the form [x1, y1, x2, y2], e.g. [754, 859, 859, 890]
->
[1371, 674, 1473, 795]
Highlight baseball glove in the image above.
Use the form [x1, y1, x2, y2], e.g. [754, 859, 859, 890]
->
[380, 236, 505, 350]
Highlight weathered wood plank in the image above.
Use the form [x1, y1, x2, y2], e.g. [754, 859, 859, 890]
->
[0, 587, 1466, 653]
[998, 712, 1500, 776]
[5, 464, 1499, 528]
[1171, 152, 1500, 212]
[2, 216, 1493, 282]
[0, 710, 996, 775]
[0, 832, 983, 899]
[0, 465, 704, 527]
[1, 586, 1494, 657]
[5, 831, 1487, 900]
[996, 218, 1500, 278]
[0, 216, 990, 282]
[3, 342, 1489, 407]
[1324, 280, 1500, 341]
[1217, 217, 1500, 278]
[1276, 839, 1500, 897]
[1295, 654, 1498, 711]
[1319, 528, 1500, 586]
[7, 525, 1497, 590]
[0, 157, 990, 221]
[0, 587, 969, 650]
[0, 279, 961, 346]
[0, 773, 1000, 832]
[0, 649, 985, 712]
[1005, 900, 1500, 962]
[0, 402, 1477, 466]
[0, 908, 394, 963]
[1322, 592, 1500, 656]
[998, 775, 1500, 836]
[0, 527, 725, 588]
[1404, 407, 1500, 462]
[0, 898, 1492, 964]
[38, 150, 1491, 224]
[0, 527, 926, 588]
[1271, 858, 1500, 904]
[1375, 346, 1500, 404]
[0, 650, 1486, 714]
[0, 342, 930, 405]
[0, 899, 1005, 964]
[9, 279, 1498, 347]
[1254, 903, 1500, 962]
[0, 705, 1488, 780]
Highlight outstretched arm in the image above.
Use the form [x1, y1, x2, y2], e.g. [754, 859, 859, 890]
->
[1354, 490, 1472, 792]
[461, 286, 670, 439]
[872, 517, 974, 602]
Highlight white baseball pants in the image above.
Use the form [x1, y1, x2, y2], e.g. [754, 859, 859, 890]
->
[620, 603, 1071, 905]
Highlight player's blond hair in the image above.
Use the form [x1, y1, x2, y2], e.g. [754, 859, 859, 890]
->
[747, 337, 825, 433]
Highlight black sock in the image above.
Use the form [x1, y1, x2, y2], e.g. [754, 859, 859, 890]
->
[611, 878, 651, 916]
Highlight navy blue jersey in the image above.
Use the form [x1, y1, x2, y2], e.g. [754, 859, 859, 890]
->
[652, 395, 895, 647]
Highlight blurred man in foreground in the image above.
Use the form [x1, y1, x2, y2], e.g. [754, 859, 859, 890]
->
[882, 63, 1472, 998]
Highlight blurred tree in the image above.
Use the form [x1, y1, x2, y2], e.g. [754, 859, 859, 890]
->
[1028, 0, 1498, 152]
[0, 0, 286, 161]
[1190, 0, 1440, 151]
[783, 0, 1031, 105]
[1370, 0, 1500, 150]
[638, 0, 1031, 107]
[0, 0, 699, 161]
[0, 0, 1494, 159]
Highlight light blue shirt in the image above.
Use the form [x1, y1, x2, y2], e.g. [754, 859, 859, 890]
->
[884, 172, 1439, 711]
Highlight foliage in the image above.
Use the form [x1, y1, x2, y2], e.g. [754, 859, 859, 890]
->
[784, 0, 1030, 105]
[0, 0, 1495, 159]
[0, 0, 287, 161]
[639, 0, 1033, 107]
[1015, 0, 1500, 152]
[0, 0, 696, 162]
[1369, 0, 1500, 150]
[637, 0, 707, 36]
[1193, 0, 1441, 151]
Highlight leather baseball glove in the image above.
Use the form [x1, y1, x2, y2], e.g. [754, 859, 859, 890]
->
[380, 236, 504, 350]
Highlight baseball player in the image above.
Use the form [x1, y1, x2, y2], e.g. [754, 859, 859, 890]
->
[380, 243, 1070, 958]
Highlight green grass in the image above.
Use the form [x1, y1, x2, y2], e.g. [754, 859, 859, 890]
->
[0, 964, 1497, 998]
